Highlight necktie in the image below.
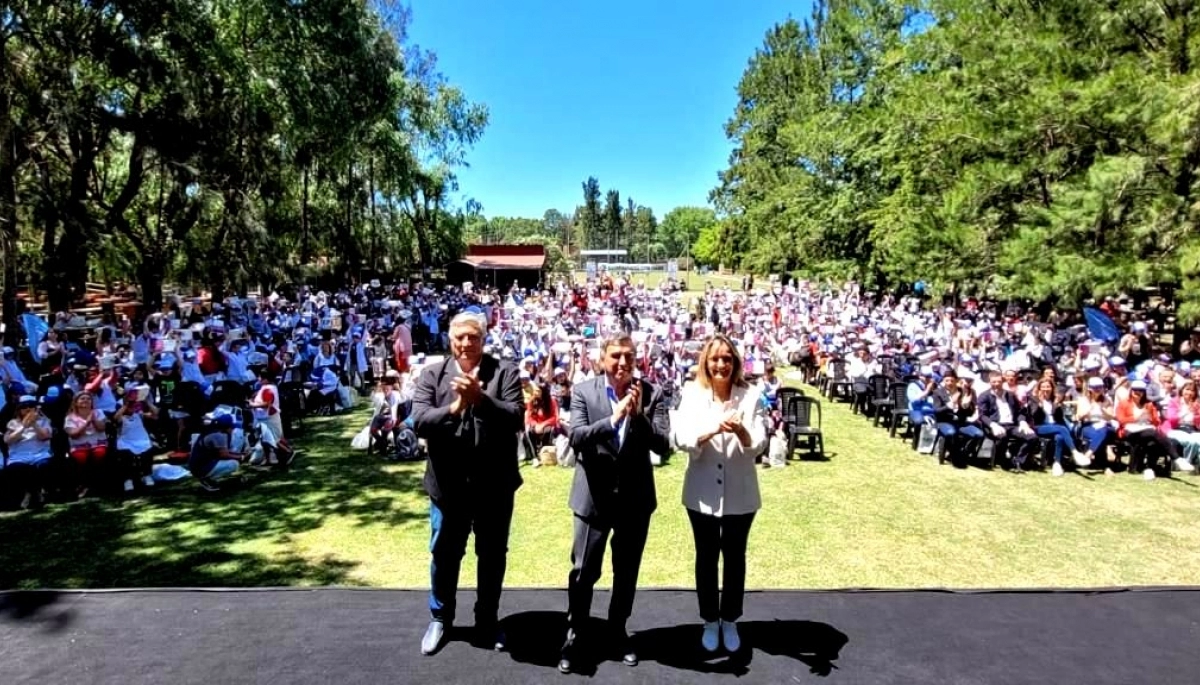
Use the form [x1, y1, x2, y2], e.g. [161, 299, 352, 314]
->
[607, 386, 625, 449]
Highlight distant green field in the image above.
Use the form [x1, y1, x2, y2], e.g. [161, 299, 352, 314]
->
[571, 270, 743, 293]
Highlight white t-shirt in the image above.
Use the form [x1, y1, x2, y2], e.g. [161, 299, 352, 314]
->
[117, 410, 153, 454]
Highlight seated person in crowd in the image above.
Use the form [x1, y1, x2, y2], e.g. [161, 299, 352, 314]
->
[1074, 377, 1120, 474]
[906, 367, 937, 448]
[930, 371, 984, 463]
[64, 391, 108, 498]
[249, 366, 291, 466]
[1027, 377, 1090, 476]
[1164, 380, 1200, 471]
[369, 371, 407, 455]
[113, 385, 159, 493]
[3, 396, 53, 509]
[524, 381, 562, 449]
[977, 371, 1037, 468]
[1117, 379, 1182, 479]
[188, 414, 244, 492]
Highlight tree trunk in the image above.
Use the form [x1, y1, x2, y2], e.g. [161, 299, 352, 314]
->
[300, 165, 310, 264]
[369, 156, 377, 273]
[138, 253, 165, 314]
[209, 192, 239, 302]
[0, 36, 18, 334]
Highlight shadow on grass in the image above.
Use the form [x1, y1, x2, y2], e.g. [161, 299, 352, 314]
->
[0, 409, 425, 590]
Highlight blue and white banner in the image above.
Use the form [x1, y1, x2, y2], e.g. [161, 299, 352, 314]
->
[22, 313, 49, 363]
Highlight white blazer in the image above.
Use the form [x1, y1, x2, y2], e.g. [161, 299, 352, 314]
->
[673, 380, 768, 517]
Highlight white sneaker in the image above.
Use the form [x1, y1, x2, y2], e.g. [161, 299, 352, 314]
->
[1051, 462, 1064, 477]
[700, 621, 719, 652]
[1072, 451, 1092, 468]
[1143, 468, 1156, 481]
[1173, 458, 1195, 473]
[123, 479, 135, 493]
[721, 620, 741, 652]
[141, 475, 155, 488]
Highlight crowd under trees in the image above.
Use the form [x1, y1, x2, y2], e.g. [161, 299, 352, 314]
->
[5, 1, 1199, 332]
[711, 0, 1200, 317]
[0, 0, 487, 330]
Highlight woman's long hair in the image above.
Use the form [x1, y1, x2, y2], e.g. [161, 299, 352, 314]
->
[534, 381, 553, 416]
[695, 334, 747, 390]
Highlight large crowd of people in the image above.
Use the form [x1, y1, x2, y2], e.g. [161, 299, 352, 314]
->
[1, 271, 1195, 512]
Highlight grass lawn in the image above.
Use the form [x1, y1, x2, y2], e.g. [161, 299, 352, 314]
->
[3, 383, 1199, 591]
[571, 269, 743, 294]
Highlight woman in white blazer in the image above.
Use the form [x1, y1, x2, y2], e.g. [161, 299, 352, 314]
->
[673, 334, 767, 654]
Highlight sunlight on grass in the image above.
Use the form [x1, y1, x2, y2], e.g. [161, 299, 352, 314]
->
[4, 384, 1200, 590]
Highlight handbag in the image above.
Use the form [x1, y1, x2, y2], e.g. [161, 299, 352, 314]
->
[917, 422, 938, 454]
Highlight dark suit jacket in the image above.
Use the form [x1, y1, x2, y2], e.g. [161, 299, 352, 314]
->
[977, 389, 1025, 427]
[1026, 398, 1067, 427]
[411, 355, 524, 506]
[568, 376, 671, 520]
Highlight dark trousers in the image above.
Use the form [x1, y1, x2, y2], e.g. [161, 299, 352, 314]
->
[1124, 430, 1179, 471]
[567, 511, 650, 633]
[993, 425, 1038, 463]
[687, 509, 756, 622]
[2, 459, 53, 497]
[428, 494, 514, 625]
[115, 449, 154, 480]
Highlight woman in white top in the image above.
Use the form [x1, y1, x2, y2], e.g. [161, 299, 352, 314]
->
[4, 396, 54, 508]
[248, 367, 290, 465]
[672, 334, 768, 655]
[113, 389, 159, 493]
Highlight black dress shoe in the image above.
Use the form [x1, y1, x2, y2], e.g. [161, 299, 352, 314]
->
[611, 628, 637, 667]
[473, 618, 506, 651]
[558, 630, 578, 674]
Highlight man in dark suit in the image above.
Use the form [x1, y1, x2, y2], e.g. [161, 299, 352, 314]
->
[411, 312, 524, 656]
[558, 334, 671, 674]
[977, 371, 1037, 467]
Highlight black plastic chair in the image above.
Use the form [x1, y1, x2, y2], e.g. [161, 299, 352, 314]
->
[776, 387, 803, 414]
[785, 396, 825, 460]
[888, 383, 912, 440]
[867, 375, 893, 424]
[278, 382, 307, 437]
[826, 360, 852, 402]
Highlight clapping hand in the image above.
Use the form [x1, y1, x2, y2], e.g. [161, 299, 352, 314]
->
[614, 383, 641, 420]
[719, 408, 744, 434]
[449, 368, 482, 414]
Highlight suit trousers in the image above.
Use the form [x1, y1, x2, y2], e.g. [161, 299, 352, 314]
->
[428, 494, 514, 625]
[686, 509, 756, 622]
[567, 511, 651, 633]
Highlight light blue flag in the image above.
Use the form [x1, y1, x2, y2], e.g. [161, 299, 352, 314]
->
[22, 313, 49, 363]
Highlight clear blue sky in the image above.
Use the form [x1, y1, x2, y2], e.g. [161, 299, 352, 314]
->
[405, 0, 809, 220]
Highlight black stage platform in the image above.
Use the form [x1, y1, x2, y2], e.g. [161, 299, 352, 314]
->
[2, 587, 1196, 684]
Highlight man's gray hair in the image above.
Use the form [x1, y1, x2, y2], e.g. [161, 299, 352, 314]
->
[449, 311, 487, 336]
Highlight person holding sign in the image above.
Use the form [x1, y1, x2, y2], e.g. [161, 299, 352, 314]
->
[558, 334, 671, 674]
[672, 334, 767, 654]
[411, 312, 524, 656]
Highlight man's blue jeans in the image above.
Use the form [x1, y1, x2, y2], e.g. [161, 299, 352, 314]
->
[428, 494, 515, 625]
